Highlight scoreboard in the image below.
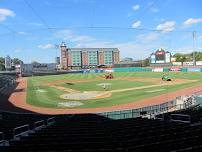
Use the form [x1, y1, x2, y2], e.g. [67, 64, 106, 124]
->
[150, 49, 171, 64]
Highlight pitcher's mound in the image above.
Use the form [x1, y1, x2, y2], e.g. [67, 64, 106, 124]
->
[60, 91, 111, 100]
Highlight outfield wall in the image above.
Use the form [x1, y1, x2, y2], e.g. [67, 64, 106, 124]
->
[112, 67, 202, 73]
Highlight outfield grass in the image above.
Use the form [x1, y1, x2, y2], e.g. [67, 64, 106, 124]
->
[60, 80, 153, 91]
[27, 72, 202, 108]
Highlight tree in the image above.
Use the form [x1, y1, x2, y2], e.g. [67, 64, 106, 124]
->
[191, 52, 202, 61]
[31, 61, 39, 64]
[0, 57, 5, 64]
[12, 58, 23, 65]
[142, 58, 150, 67]
[0, 63, 5, 71]
[173, 53, 190, 62]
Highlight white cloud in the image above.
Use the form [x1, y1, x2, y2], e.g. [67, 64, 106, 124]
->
[54, 29, 73, 40]
[132, 21, 141, 28]
[53, 29, 163, 60]
[54, 29, 95, 43]
[156, 21, 176, 32]
[72, 35, 95, 42]
[173, 46, 194, 54]
[150, 7, 159, 13]
[0, 8, 15, 22]
[13, 48, 24, 53]
[74, 40, 158, 60]
[38, 44, 55, 49]
[136, 32, 159, 41]
[132, 5, 140, 11]
[183, 18, 202, 27]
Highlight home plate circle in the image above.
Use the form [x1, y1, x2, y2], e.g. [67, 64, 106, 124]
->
[60, 91, 111, 100]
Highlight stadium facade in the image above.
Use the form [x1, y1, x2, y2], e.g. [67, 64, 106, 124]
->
[60, 42, 120, 70]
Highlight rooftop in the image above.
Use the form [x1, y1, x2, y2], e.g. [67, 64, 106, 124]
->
[67, 48, 119, 52]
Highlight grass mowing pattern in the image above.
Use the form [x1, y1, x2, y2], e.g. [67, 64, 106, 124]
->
[27, 72, 202, 108]
[61, 80, 153, 92]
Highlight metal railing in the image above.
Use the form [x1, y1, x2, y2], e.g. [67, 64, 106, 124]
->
[98, 98, 199, 120]
[170, 114, 191, 124]
[13, 124, 30, 139]
[0, 132, 5, 145]
[47, 117, 55, 126]
[34, 120, 46, 130]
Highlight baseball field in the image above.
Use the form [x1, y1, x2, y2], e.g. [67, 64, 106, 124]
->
[26, 72, 202, 109]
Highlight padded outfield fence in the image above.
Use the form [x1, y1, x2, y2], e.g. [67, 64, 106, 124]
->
[83, 67, 202, 73]
[112, 67, 202, 73]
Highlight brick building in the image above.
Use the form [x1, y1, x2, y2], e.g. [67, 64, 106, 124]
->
[60, 42, 120, 70]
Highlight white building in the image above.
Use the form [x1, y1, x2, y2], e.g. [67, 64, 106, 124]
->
[5, 56, 12, 69]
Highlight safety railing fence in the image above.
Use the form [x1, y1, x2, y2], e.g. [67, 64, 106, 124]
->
[34, 120, 46, 130]
[47, 117, 55, 126]
[13, 124, 30, 140]
[0, 132, 4, 145]
[98, 98, 200, 120]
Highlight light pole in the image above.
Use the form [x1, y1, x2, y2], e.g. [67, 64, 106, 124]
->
[192, 31, 196, 66]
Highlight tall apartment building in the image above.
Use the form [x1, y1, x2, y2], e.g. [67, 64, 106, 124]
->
[60, 42, 120, 70]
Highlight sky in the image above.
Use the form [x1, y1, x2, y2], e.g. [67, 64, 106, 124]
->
[0, 0, 202, 63]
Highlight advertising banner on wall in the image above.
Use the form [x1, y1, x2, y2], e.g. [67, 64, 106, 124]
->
[196, 61, 202, 66]
[187, 68, 201, 72]
[183, 62, 194, 66]
[104, 68, 114, 73]
[156, 60, 165, 63]
[169, 67, 182, 72]
[172, 62, 182, 66]
[83, 69, 105, 73]
[152, 68, 163, 72]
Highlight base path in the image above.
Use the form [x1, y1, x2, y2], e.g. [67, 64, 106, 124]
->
[8, 77, 202, 115]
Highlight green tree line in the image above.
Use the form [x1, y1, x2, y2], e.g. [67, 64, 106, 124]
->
[173, 52, 202, 62]
[0, 57, 23, 71]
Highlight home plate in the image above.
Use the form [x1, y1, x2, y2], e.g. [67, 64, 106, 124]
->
[145, 89, 165, 93]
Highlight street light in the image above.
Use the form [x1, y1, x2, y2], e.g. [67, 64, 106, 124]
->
[192, 31, 196, 66]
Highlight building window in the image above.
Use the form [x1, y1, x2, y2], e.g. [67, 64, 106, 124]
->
[104, 51, 113, 65]
[88, 51, 98, 65]
[71, 51, 81, 66]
